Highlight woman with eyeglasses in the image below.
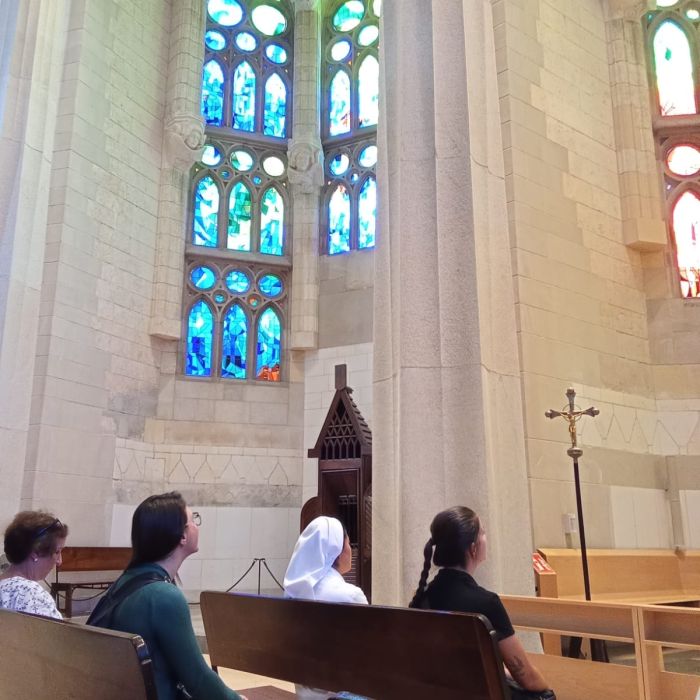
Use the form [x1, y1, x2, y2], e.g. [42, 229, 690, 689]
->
[0, 511, 68, 619]
[88, 492, 244, 700]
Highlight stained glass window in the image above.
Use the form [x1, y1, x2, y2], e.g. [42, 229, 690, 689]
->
[202, 60, 225, 126]
[329, 185, 351, 254]
[256, 307, 282, 381]
[233, 61, 256, 131]
[221, 304, 248, 378]
[228, 182, 252, 250]
[653, 21, 696, 116]
[193, 177, 219, 247]
[358, 177, 376, 249]
[358, 55, 379, 127]
[263, 74, 287, 137]
[186, 301, 214, 376]
[260, 187, 285, 255]
[672, 191, 700, 297]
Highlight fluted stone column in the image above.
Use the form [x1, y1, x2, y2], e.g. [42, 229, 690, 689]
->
[149, 0, 206, 340]
[288, 0, 323, 350]
[373, 0, 534, 604]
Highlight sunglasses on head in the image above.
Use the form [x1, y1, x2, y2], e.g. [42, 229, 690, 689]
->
[33, 519, 62, 540]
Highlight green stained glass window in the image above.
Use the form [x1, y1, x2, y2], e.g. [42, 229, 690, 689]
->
[333, 1, 365, 31]
[252, 5, 287, 36]
[260, 187, 284, 255]
[208, 0, 244, 26]
[653, 21, 696, 116]
[228, 182, 252, 251]
[256, 307, 282, 381]
[233, 61, 256, 131]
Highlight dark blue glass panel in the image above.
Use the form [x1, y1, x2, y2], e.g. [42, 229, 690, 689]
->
[264, 73, 287, 138]
[221, 304, 247, 379]
[358, 55, 379, 127]
[256, 307, 281, 381]
[265, 44, 288, 64]
[186, 301, 213, 377]
[202, 60, 224, 126]
[226, 269, 250, 293]
[193, 177, 219, 247]
[329, 70, 350, 136]
[208, 0, 243, 26]
[259, 274, 283, 297]
[233, 61, 256, 132]
[235, 32, 258, 51]
[190, 266, 216, 289]
[228, 182, 252, 250]
[358, 177, 376, 249]
[328, 184, 350, 254]
[260, 188, 284, 255]
[205, 30, 227, 51]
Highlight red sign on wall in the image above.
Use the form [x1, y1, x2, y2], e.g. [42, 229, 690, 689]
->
[532, 552, 554, 574]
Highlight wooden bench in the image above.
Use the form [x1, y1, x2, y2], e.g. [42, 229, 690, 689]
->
[0, 607, 157, 699]
[536, 548, 700, 606]
[200, 591, 509, 700]
[52, 546, 132, 617]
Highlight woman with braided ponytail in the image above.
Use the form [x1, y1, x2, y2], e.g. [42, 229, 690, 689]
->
[409, 507, 553, 698]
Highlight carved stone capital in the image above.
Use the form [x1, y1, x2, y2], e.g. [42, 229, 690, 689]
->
[288, 137, 324, 193]
[164, 113, 206, 170]
[603, 0, 653, 21]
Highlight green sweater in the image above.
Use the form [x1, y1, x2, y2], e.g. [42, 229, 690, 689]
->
[108, 563, 240, 700]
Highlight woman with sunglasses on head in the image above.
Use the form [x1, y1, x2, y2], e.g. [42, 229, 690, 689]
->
[409, 507, 554, 699]
[88, 492, 244, 700]
[0, 511, 68, 619]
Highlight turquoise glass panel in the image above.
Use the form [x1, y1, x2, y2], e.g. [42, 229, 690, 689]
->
[358, 177, 376, 249]
[226, 269, 250, 293]
[358, 144, 377, 168]
[331, 40, 351, 61]
[252, 5, 287, 36]
[333, 1, 365, 31]
[263, 73, 287, 138]
[653, 21, 696, 116]
[190, 266, 216, 290]
[228, 182, 252, 251]
[259, 274, 283, 297]
[233, 61, 256, 131]
[201, 145, 221, 166]
[208, 0, 243, 26]
[358, 55, 379, 127]
[201, 59, 224, 126]
[328, 184, 350, 254]
[329, 70, 351, 136]
[358, 25, 379, 46]
[193, 177, 219, 247]
[205, 30, 227, 51]
[260, 188, 284, 255]
[265, 44, 288, 64]
[256, 307, 282, 380]
[329, 153, 349, 175]
[235, 32, 258, 51]
[221, 304, 247, 379]
[231, 149, 254, 171]
[186, 301, 214, 377]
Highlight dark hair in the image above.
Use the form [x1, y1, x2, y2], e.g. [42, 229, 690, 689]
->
[408, 506, 481, 608]
[129, 492, 187, 567]
[4, 511, 69, 565]
[332, 524, 349, 570]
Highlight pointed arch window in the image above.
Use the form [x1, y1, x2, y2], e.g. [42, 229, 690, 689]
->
[645, 4, 700, 297]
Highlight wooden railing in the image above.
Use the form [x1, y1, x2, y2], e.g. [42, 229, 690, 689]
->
[502, 596, 700, 700]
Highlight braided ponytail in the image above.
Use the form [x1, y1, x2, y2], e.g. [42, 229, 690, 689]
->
[408, 538, 434, 608]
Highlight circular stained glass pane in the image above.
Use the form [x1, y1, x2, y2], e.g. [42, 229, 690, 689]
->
[331, 40, 352, 61]
[358, 144, 377, 168]
[208, 0, 244, 26]
[667, 145, 700, 176]
[262, 156, 285, 177]
[358, 25, 379, 46]
[248, 294, 261, 308]
[226, 270, 250, 293]
[231, 150, 254, 171]
[253, 175, 262, 185]
[235, 31, 258, 51]
[251, 5, 287, 36]
[214, 292, 227, 303]
[350, 172, 359, 183]
[201, 145, 222, 166]
[190, 266, 216, 290]
[329, 153, 349, 175]
[205, 30, 227, 51]
[333, 1, 365, 31]
[688, 8, 700, 19]
[259, 274, 283, 297]
[373, 0, 381, 16]
[265, 44, 288, 64]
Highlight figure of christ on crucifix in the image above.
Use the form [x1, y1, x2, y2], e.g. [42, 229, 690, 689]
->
[545, 387, 599, 454]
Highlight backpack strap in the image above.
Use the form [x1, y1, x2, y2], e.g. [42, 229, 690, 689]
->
[87, 571, 169, 628]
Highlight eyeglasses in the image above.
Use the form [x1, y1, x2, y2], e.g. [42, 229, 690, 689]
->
[191, 512, 202, 527]
[33, 519, 62, 540]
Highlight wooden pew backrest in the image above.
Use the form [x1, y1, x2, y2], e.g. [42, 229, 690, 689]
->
[57, 546, 132, 572]
[201, 591, 508, 700]
[0, 608, 156, 700]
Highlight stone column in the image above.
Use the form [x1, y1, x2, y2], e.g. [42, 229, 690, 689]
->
[373, 0, 534, 604]
[288, 0, 323, 350]
[0, 0, 70, 523]
[149, 0, 206, 340]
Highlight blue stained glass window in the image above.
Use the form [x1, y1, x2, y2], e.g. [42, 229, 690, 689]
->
[231, 150, 254, 171]
[256, 307, 281, 381]
[358, 144, 377, 168]
[208, 0, 243, 26]
[329, 71, 351, 136]
[226, 269, 250, 293]
[186, 301, 214, 376]
[202, 60, 224, 126]
[358, 177, 376, 249]
[358, 25, 379, 46]
[228, 182, 252, 250]
[264, 73, 287, 138]
[358, 55, 379, 127]
[329, 153, 349, 175]
[328, 184, 351, 254]
[265, 44, 288, 64]
[233, 61, 256, 131]
[259, 274, 283, 297]
[190, 266, 216, 289]
[236, 32, 258, 51]
[193, 177, 219, 247]
[221, 304, 248, 379]
[205, 30, 227, 51]
[260, 188, 284, 255]
[202, 145, 221, 166]
[331, 40, 351, 62]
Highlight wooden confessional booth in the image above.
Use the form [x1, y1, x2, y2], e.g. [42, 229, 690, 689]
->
[302, 365, 372, 601]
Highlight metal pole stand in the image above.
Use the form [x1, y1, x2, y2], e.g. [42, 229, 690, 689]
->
[225, 557, 285, 594]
